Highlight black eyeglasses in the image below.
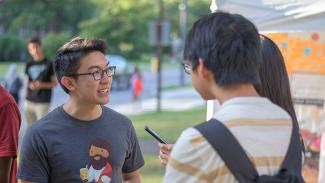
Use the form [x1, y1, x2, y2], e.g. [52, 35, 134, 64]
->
[182, 63, 192, 75]
[67, 66, 116, 81]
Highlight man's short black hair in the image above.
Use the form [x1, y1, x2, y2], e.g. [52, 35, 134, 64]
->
[183, 11, 261, 86]
[28, 37, 42, 46]
[54, 37, 107, 93]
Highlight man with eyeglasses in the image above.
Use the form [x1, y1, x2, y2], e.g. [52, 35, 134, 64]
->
[17, 37, 144, 183]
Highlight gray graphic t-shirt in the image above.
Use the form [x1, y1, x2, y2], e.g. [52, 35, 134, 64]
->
[17, 106, 144, 183]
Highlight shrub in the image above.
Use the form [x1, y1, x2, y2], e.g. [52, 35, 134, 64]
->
[42, 33, 71, 60]
[0, 34, 26, 62]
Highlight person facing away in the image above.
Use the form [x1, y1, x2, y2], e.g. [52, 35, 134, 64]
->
[163, 12, 302, 183]
[0, 85, 21, 183]
[255, 35, 300, 129]
[158, 35, 304, 168]
[17, 37, 144, 183]
[24, 37, 56, 126]
[3, 64, 22, 104]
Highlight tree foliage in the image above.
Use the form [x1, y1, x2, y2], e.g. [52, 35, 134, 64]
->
[0, 34, 25, 61]
[80, 0, 210, 58]
[42, 33, 71, 61]
[0, 0, 210, 60]
[80, 0, 156, 58]
[0, 0, 95, 36]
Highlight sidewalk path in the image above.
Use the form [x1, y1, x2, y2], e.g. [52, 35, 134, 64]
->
[109, 87, 205, 115]
[139, 140, 160, 155]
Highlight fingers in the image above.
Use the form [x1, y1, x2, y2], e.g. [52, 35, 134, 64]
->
[159, 150, 169, 166]
[29, 81, 41, 90]
[158, 143, 174, 153]
[158, 143, 175, 166]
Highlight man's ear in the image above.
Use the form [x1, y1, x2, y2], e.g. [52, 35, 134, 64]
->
[61, 76, 76, 92]
[197, 58, 213, 79]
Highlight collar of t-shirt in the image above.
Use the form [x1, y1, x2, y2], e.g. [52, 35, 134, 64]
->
[212, 97, 282, 122]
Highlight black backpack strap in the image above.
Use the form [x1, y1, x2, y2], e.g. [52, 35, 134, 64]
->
[281, 118, 303, 175]
[195, 118, 304, 183]
[195, 119, 258, 183]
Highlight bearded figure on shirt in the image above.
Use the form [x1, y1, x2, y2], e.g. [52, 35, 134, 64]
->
[87, 138, 112, 183]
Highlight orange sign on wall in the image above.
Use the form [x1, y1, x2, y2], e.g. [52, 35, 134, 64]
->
[267, 32, 325, 75]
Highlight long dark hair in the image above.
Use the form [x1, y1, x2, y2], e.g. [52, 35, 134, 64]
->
[255, 35, 297, 123]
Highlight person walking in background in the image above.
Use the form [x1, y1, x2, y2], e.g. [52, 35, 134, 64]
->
[24, 37, 56, 126]
[17, 37, 144, 183]
[162, 12, 303, 183]
[3, 64, 22, 104]
[131, 66, 143, 103]
[0, 85, 21, 183]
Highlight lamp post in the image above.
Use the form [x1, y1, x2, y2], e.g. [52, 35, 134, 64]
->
[156, 0, 164, 112]
[179, 0, 187, 86]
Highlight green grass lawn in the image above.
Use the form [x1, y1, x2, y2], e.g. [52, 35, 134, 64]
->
[0, 62, 25, 81]
[130, 106, 206, 183]
[141, 155, 165, 183]
[129, 106, 206, 143]
[0, 62, 25, 72]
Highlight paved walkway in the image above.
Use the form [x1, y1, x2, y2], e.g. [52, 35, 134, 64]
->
[139, 140, 160, 155]
[110, 87, 205, 115]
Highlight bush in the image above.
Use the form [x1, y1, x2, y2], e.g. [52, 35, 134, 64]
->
[0, 34, 26, 62]
[42, 33, 71, 61]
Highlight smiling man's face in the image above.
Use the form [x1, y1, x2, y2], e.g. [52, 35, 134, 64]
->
[71, 51, 112, 105]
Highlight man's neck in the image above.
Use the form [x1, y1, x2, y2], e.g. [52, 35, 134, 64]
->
[33, 55, 44, 62]
[213, 84, 260, 104]
[63, 99, 102, 121]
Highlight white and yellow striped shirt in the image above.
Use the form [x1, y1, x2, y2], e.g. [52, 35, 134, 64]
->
[164, 97, 292, 183]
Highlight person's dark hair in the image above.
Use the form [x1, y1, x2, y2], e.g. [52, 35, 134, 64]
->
[54, 37, 107, 93]
[255, 35, 297, 122]
[28, 37, 42, 46]
[183, 11, 261, 86]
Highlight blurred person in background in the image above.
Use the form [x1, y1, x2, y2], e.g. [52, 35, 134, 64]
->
[0, 85, 21, 183]
[131, 66, 143, 103]
[24, 37, 56, 126]
[3, 64, 22, 104]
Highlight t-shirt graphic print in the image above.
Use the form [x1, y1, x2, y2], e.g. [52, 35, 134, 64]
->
[80, 138, 113, 183]
[28, 64, 46, 80]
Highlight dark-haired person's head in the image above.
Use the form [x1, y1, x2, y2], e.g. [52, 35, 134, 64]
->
[255, 35, 296, 120]
[28, 37, 42, 46]
[54, 37, 107, 93]
[27, 37, 44, 61]
[183, 11, 261, 88]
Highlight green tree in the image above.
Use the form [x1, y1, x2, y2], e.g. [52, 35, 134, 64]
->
[0, 34, 25, 61]
[164, 0, 210, 34]
[42, 33, 71, 60]
[80, 0, 156, 58]
[80, 0, 210, 59]
[0, 0, 95, 36]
